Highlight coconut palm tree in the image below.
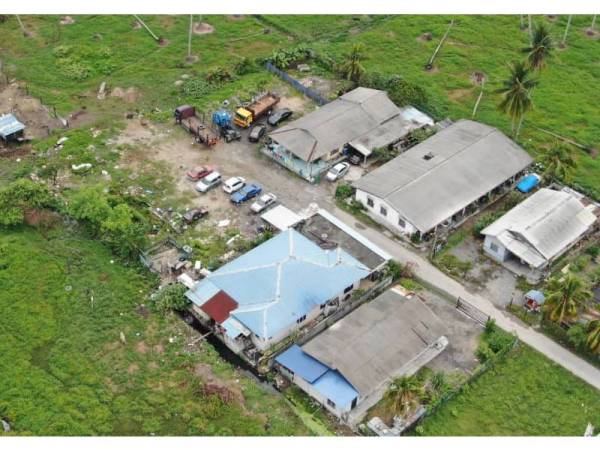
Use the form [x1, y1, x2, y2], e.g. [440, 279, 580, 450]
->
[385, 375, 423, 416]
[523, 23, 554, 71]
[340, 43, 366, 85]
[587, 319, 600, 354]
[537, 143, 578, 182]
[562, 14, 573, 47]
[543, 273, 592, 325]
[496, 61, 538, 137]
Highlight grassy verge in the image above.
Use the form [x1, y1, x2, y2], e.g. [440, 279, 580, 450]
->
[415, 344, 600, 435]
[0, 225, 310, 436]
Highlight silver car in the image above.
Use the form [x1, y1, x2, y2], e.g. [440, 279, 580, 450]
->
[326, 162, 350, 182]
[250, 193, 277, 213]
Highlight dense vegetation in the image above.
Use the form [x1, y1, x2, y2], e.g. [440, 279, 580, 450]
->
[0, 226, 310, 436]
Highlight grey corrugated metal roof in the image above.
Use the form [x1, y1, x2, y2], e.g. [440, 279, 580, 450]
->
[301, 288, 447, 397]
[269, 87, 430, 162]
[353, 120, 533, 233]
[482, 188, 597, 268]
[0, 114, 25, 138]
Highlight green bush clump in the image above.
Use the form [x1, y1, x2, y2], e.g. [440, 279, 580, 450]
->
[151, 283, 190, 314]
[0, 179, 57, 226]
[335, 183, 354, 200]
[473, 211, 503, 237]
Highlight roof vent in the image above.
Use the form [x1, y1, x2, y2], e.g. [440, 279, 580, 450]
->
[423, 152, 435, 161]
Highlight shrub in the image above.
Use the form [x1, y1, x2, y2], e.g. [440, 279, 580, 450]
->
[566, 324, 588, 351]
[585, 246, 600, 260]
[484, 317, 497, 334]
[205, 67, 234, 84]
[436, 253, 472, 277]
[486, 330, 515, 353]
[335, 183, 354, 200]
[0, 179, 57, 226]
[266, 45, 312, 69]
[384, 260, 403, 281]
[181, 78, 215, 99]
[473, 211, 503, 237]
[152, 284, 190, 314]
[233, 57, 257, 76]
[476, 341, 495, 363]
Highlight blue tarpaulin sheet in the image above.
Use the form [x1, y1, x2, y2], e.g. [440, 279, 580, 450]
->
[517, 174, 540, 193]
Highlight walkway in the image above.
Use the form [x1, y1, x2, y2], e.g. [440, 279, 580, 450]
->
[328, 204, 600, 391]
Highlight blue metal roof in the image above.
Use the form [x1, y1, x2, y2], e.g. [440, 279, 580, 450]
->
[517, 174, 540, 193]
[275, 345, 329, 383]
[525, 289, 545, 304]
[0, 114, 25, 138]
[276, 345, 358, 408]
[312, 370, 358, 409]
[186, 229, 369, 339]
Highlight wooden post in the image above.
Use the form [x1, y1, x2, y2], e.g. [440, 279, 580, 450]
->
[426, 19, 454, 70]
[472, 77, 485, 118]
[187, 14, 193, 58]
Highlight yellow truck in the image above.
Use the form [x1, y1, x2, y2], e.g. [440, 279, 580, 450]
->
[234, 93, 280, 128]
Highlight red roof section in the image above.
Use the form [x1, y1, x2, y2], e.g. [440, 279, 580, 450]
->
[200, 291, 238, 324]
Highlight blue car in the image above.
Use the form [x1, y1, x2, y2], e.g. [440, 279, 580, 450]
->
[231, 183, 262, 204]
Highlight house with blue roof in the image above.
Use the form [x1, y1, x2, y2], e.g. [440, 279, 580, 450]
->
[274, 287, 448, 423]
[185, 228, 373, 362]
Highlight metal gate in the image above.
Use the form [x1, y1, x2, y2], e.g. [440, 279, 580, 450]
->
[456, 297, 490, 326]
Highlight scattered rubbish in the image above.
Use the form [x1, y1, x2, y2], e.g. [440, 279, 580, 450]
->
[56, 136, 69, 147]
[297, 63, 311, 72]
[59, 16, 75, 25]
[119, 331, 126, 344]
[71, 163, 92, 172]
[97, 81, 107, 100]
[65, 285, 72, 292]
[217, 219, 231, 228]
[1, 419, 10, 432]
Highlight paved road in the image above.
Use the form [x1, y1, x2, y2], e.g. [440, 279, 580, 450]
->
[327, 204, 600, 391]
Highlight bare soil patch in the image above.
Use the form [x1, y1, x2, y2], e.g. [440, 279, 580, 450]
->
[193, 22, 215, 35]
[110, 86, 139, 103]
[417, 32, 433, 42]
[135, 341, 149, 354]
[228, 15, 245, 21]
[470, 71, 486, 85]
[59, 16, 75, 26]
[193, 363, 244, 405]
[584, 28, 599, 39]
[448, 88, 472, 102]
[127, 363, 139, 374]
[0, 82, 63, 139]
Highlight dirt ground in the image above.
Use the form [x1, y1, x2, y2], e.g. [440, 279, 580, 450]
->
[0, 82, 63, 140]
[418, 288, 482, 374]
[114, 101, 357, 236]
[449, 235, 522, 308]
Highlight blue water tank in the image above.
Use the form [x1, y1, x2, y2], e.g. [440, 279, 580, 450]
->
[516, 173, 540, 193]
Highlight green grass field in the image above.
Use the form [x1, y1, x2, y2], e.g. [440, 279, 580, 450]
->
[416, 345, 600, 436]
[0, 225, 310, 436]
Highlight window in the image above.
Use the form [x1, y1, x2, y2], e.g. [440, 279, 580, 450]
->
[367, 197, 374, 208]
[343, 284, 354, 294]
[296, 315, 307, 324]
[398, 218, 406, 228]
[380, 206, 387, 217]
[327, 399, 336, 408]
[490, 242, 499, 253]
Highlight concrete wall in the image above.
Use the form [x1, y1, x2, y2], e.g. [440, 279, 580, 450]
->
[482, 235, 508, 262]
[355, 189, 417, 236]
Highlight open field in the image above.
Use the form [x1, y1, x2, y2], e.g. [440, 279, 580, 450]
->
[416, 344, 600, 436]
[0, 225, 311, 436]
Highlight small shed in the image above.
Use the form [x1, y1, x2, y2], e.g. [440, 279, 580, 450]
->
[260, 205, 303, 231]
[524, 289, 545, 312]
[0, 113, 25, 142]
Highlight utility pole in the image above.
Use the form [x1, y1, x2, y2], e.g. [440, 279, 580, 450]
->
[15, 15, 27, 36]
[562, 14, 573, 46]
[472, 76, 485, 118]
[591, 14, 596, 32]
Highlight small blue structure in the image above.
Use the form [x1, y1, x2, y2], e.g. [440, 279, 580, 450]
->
[516, 173, 540, 193]
[275, 345, 358, 413]
[0, 114, 25, 142]
[524, 289, 546, 312]
[212, 110, 232, 128]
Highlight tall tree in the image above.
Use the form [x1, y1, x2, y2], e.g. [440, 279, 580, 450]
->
[537, 143, 577, 182]
[496, 61, 538, 137]
[340, 43, 366, 85]
[384, 375, 423, 416]
[544, 273, 592, 325]
[587, 319, 600, 354]
[523, 23, 554, 71]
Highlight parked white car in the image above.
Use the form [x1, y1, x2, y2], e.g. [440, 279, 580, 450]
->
[222, 176, 246, 194]
[195, 171, 222, 193]
[250, 193, 277, 213]
[326, 162, 350, 182]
